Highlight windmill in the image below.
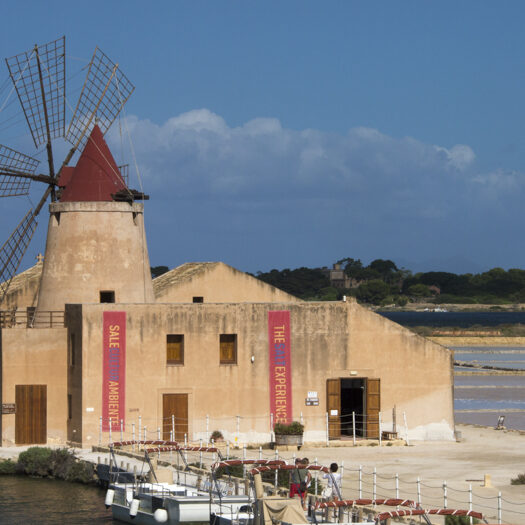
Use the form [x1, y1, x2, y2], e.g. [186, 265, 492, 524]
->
[0, 36, 142, 307]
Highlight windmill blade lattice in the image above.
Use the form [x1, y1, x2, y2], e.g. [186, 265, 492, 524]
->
[66, 47, 134, 152]
[0, 144, 39, 197]
[0, 210, 37, 304]
[5, 36, 66, 149]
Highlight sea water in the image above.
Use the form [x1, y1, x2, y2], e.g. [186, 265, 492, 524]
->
[453, 346, 525, 430]
[0, 476, 112, 524]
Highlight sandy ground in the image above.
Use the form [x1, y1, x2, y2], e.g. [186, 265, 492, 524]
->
[1, 424, 524, 523]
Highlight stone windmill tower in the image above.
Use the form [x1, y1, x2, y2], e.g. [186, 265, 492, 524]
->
[0, 37, 154, 320]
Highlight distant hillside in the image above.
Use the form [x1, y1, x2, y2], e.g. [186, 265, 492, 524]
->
[255, 258, 525, 306]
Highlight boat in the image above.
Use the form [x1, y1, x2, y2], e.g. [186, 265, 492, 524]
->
[105, 441, 281, 525]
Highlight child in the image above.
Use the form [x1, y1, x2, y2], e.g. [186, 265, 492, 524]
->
[322, 463, 341, 500]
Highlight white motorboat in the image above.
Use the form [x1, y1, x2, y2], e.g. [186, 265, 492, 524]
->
[105, 442, 281, 525]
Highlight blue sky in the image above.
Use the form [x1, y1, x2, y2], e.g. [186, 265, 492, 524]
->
[1, 1, 524, 275]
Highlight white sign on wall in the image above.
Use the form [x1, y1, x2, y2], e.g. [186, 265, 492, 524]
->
[307, 391, 318, 398]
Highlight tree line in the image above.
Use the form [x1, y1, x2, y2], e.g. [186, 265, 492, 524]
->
[255, 258, 525, 306]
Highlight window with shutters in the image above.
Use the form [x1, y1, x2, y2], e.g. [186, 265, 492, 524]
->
[167, 334, 184, 365]
[220, 334, 237, 365]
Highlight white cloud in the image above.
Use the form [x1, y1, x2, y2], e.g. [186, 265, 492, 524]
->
[435, 144, 476, 171]
[108, 109, 523, 222]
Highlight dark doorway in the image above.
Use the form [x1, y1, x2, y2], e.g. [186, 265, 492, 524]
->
[341, 378, 365, 436]
[327, 377, 381, 440]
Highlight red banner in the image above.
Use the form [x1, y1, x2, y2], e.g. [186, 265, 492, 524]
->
[102, 311, 126, 431]
[268, 310, 292, 425]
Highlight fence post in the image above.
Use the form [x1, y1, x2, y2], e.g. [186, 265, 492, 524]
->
[352, 412, 356, 445]
[379, 412, 382, 446]
[120, 419, 124, 442]
[417, 477, 421, 506]
[359, 465, 362, 499]
[314, 458, 318, 495]
[157, 427, 161, 440]
[259, 446, 262, 460]
[172, 415, 175, 441]
[403, 412, 410, 446]
[184, 433, 187, 446]
[99, 416, 103, 445]
[498, 492, 502, 524]
[326, 412, 329, 446]
[469, 484, 473, 525]
[242, 444, 247, 478]
[373, 467, 377, 500]
[132, 423, 136, 449]
[443, 480, 447, 509]
[300, 411, 304, 425]
[270, 413, 274, 442]
[109, 417, 112, 443]
[395, 473, 399, 499]
[274, 449, 279, 488]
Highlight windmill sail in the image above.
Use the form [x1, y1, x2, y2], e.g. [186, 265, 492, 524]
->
[66, 47, 134, 153]
[5, 36, 66, 149]
[0, 144, 39, 197]
[0, 210, 37, 304]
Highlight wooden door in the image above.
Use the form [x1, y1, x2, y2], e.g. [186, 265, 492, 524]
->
[365, 378, 380, 439]
[326, 379, 341, 440]
[15, 385, 47, 444]
[163, 394, 188, 441]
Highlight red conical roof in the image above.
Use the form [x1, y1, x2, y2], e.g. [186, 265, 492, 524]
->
[60, 125, 127, 202]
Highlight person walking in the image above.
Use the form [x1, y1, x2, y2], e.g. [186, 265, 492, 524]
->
[289, 458, 311, 510]
[322, 462, 341, 501]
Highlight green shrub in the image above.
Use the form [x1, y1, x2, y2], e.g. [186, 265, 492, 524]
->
[65, 460, 95, 484]
[0, 459, 17, 475]
[396, 295, 408, 307]
[50, 448, 76, 479]
[274, 422, 304, 435]
[16, 447, 95, 484]
[18, 447, 52, 476]
[511, 473, 525, 485]
[210, 430, 224, 441]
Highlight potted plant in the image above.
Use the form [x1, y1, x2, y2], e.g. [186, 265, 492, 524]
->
[274, 421, 304, 447]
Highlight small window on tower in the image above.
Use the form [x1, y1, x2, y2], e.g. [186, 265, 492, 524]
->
[167, 334, 184, 365]
[100, 291, 115, 303]
[220, 334, 237, 365]
[193, 296, 204, 303]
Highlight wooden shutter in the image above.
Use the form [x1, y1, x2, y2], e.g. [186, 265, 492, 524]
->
[326, 379, 341, 440]
[15, 385, 47, 444]
[167, 334, 184, 364]
[366, 378, 381, 439]
[163, 393, 189, 441]
[220, 334, 237, 364]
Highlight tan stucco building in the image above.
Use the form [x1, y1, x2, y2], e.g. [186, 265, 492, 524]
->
[1, 259, 455, 447]
[0, 127, 455, 448]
